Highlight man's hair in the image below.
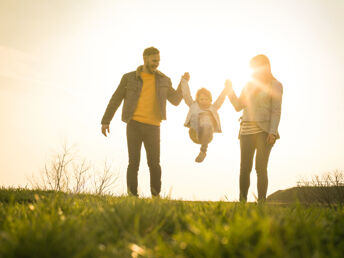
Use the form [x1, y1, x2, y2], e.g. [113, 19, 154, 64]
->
[143, 47, 160, 56]
[196, 88, 212, 102]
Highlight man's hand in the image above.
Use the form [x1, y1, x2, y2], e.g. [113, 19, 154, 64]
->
[182, 72, 190, 81]
[101, 124, 110, 137]
[266, 134, 276, 145]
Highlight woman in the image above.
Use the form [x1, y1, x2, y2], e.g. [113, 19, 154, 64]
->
[226, 55, 283, 201]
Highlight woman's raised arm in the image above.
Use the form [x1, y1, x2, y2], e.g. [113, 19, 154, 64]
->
[226, 80, 246, 112]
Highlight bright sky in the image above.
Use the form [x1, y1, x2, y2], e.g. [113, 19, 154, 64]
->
[1, 0, 344, 201]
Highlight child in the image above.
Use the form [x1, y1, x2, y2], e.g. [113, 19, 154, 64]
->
[180, 72, 230, 162]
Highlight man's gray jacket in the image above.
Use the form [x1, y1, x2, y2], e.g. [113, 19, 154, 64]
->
[101, 66, 183, 125]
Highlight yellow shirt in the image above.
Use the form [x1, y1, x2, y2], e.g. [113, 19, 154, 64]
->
[132, 72, 162, 126]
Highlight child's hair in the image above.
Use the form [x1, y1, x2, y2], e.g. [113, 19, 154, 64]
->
[196, 88, 212, 102]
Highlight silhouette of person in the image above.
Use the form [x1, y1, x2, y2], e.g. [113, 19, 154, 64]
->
[226, 55, 283, 201]
[101, 47, 183, 197]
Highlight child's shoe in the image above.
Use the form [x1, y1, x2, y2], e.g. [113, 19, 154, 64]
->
[195, 151, 206, 163]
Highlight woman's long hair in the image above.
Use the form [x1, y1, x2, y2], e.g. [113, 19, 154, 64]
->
[248, 55, 276, 97]
[249, 54, 276, 83]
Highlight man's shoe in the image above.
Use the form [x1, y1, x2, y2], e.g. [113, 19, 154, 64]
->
[195, 152, 206, 163]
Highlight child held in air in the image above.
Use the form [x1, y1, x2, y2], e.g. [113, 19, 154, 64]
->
[180, 72, 230, 162]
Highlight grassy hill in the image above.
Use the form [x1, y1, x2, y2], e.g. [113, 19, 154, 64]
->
[0, 188, 344, 257]
[267, 186, 344, 204]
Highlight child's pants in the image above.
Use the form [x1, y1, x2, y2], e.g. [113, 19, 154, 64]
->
[189, 113, 214, 153]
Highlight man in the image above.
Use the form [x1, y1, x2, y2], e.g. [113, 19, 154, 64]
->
[101, 47, 183, 197]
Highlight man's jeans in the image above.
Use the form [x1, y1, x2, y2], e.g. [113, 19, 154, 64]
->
[126, 120, 161, 196]
[239, 132, 273, 201]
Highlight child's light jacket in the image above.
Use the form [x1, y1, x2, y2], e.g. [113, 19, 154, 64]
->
[181, 79, 228, 133]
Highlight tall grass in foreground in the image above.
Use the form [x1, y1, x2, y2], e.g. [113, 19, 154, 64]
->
[0, 189, 343, 257]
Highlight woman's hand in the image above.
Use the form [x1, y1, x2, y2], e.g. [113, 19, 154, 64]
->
[225, 79, 233, 93]
[225, 79, 232, 89]
[266, 134, 276, 145]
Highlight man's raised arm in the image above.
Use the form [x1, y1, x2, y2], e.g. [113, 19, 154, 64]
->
[166, 77, 183, 106]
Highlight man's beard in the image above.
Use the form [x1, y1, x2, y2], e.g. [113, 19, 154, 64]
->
[146, 64, 157, 73]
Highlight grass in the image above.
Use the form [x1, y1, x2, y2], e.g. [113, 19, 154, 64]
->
[0, 188, 344, 257]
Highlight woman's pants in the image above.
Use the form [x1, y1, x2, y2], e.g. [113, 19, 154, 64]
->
[239, 132, 273, 201]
